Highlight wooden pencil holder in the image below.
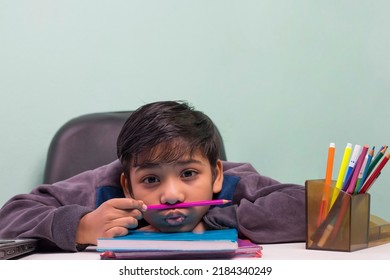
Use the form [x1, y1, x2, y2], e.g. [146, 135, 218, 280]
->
[305, 179, 370, 252]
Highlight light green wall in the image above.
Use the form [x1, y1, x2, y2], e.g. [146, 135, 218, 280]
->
[1, 1, 389, 220]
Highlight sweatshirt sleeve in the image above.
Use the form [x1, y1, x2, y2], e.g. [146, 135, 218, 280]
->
[203, 161, 306, 244]
[0, 161, 122, 252]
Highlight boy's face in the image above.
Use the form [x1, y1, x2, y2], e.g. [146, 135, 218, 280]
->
[120, 150, 223, 232]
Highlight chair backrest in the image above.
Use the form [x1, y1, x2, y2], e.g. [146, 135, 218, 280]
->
[43, 111, 227, 184]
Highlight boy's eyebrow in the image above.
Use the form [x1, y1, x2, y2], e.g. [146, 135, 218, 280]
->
[134, 159, 204, 171]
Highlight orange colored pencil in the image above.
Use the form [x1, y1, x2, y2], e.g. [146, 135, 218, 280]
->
[317, 143, 335, 226]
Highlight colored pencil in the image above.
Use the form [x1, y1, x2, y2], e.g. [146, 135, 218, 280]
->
[355, 147, 374, 193]
[342, 144, 361, 191]
[325, 143, 336, 187]
[317, 195, 349, 248]
[318, 143, 335, 226]
[147, 199, 231, 210]
[346, 144, 368, 194]
[329, 194, 350, 241]
[366, 146, 387, 177]
[359, 152, 390, 194]
[330, 143, 352, 207]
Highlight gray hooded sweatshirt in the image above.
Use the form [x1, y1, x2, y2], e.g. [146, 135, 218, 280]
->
[0, 160, 306, 251]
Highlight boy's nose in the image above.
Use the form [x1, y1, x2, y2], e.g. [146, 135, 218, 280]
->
[160, 179, 185, 205]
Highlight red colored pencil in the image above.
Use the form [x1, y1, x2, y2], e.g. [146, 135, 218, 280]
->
[359, 153, 390, 193]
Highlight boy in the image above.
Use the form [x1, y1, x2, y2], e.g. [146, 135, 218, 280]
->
[0, 101, 306, 252]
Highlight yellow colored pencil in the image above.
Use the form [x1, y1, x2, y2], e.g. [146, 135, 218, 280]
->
[330, 143, 352, 207]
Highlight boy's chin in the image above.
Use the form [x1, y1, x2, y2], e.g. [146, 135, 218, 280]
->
[155, 224, 197, 233]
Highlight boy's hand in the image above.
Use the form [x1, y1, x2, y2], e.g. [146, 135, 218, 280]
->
[137, 224, 160, 232]
[192, 221, 208, 233]
[76, 198, 147, 245]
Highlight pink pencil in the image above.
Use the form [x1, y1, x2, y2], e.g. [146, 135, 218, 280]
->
[146, 199, 231, 210]
[346, 144, 369, 194]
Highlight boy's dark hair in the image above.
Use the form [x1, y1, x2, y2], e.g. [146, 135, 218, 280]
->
[117, 101, 222, 177]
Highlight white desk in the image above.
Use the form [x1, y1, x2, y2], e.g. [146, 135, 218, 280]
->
[21, 242, 390, 260]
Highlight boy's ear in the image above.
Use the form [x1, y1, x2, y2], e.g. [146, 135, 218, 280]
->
[212, 160, 223, 194]
[120, 173, 133, 198]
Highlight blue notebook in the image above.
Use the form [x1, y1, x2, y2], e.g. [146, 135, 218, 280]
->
[97, 228, 238, 252]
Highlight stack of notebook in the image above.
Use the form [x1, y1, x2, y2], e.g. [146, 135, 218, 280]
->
[97, 228, 262, 260]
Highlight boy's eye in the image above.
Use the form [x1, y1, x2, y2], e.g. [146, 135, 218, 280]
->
[181, 170, 197, 178]
[142, 176, 160, 184]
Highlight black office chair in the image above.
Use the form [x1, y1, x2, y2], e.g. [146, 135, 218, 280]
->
[43, 111, 227, 184]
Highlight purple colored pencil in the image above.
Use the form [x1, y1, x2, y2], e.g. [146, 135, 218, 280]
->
[146, 199, 231, 210]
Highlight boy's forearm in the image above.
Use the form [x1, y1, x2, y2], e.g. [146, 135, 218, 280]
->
[52, 205, 93, 251]
[204, 184, 305, 243]
[0, 197, 92, 251]
[203, 187, 306, 244]
[218, 161, 306, 243]
[202, 205, 238, 230]
[235, 187, 306, 243]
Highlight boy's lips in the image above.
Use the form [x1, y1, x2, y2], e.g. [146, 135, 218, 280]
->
[164, 210, 186, 226]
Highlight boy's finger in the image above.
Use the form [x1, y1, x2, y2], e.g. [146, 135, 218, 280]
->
[111, 216, 141, 229]
[107, 198, 147, 211]
[120, 209, 143, 221]
[104, 216, 140, 238]
[104, 226, 129, 238]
